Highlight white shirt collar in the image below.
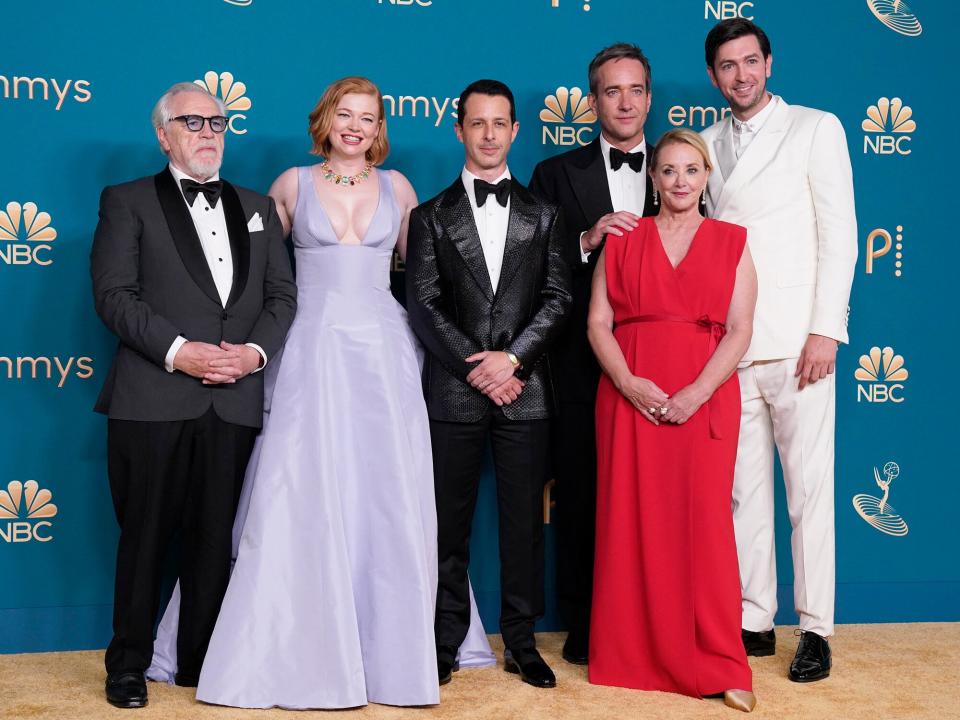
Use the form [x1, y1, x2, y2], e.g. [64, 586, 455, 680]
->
[732, 93, 778, 134]
[462, 166, 511, 208]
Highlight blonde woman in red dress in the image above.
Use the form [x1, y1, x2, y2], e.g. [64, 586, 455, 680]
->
[587, 129, 758, 712]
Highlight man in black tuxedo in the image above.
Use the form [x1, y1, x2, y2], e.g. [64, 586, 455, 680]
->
[90, 83, 296, 708]
[406, 79, 572, 689]
[529, 43, 657, 665]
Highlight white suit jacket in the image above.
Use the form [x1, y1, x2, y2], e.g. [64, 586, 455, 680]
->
[701, 96, 857, 363]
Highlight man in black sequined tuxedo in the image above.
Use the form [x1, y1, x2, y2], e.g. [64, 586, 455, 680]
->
[406, 79, 572, 690]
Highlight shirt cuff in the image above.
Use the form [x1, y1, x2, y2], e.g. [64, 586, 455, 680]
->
[579, 231, 592, 263]
[245, 343, 268, 373]
[165, 335, 188, 373]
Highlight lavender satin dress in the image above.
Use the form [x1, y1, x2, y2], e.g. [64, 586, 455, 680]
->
[147, 167, 493, 709]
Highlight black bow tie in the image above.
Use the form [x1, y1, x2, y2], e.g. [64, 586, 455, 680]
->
[180, 178, 223, 207]
[609, 147, 645, 173]
[474, 178, 510, 208]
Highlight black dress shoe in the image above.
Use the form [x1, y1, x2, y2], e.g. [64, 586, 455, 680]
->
[105, 671, 148, 709]
[561, 632, 589, 665]
[174, 672, 199, 688]
[437, 646, 458, 686]
[741, 628, 776, 657]
[789, 631, 831, 682]
[504, 648, 556, 688]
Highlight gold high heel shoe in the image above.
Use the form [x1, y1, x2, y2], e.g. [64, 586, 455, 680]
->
[723, 689, 757, 712]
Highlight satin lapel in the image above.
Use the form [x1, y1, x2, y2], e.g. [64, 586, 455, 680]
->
[642, 140, 658, 216]
[153, 170, 220, 305]
[440, 180, 494, 302]
[714, 100, 791, 216]
[713, 119, 736, 183]
[220, 181, 250, 308]
[566, 138, 613, 223]
[495, 181, 539, 300]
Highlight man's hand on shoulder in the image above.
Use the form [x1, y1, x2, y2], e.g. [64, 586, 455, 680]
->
[581, 211, 640, 254]
[796, 333, 839, 390]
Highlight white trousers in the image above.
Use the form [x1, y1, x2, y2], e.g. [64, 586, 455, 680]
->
[733, 359, 836, 637]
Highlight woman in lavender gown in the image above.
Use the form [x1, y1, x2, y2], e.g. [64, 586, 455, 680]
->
[149, 77, 493, 709]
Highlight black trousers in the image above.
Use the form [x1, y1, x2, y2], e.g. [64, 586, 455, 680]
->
[552, 401, 597, 642]
[431, 413, 550, 660]
[104, 408, 257, 677]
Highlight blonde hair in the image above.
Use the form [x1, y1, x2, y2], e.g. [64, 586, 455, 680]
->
[649, 128, 713, 173]
[307, 77, 389, 165]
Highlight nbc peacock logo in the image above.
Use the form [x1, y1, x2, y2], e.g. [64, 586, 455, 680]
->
[855, 345, 908, 403]
[194, 71, 251, 135]
[866, 0, 922, 37]
[541, 87, 596, 147]
[0, 201, 57, 267]
[0, 480, 58, 543]
[853, 462, 908, 536]
[863, 97, 915, 155]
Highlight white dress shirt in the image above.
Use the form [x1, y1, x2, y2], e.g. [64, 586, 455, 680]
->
[733, 93, 778, 159]
[580, 134, 647, 262]
[164, 163, 265, 373]
[461, 166, 511, 294]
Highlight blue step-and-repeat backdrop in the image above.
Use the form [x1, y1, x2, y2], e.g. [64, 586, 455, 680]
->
[2, 1, 957, 653]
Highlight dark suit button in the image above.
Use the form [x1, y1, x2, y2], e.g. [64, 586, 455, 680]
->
[221, 311, 228, 320]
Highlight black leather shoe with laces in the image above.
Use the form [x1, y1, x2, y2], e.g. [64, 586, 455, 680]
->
[789, 631, 831, 682]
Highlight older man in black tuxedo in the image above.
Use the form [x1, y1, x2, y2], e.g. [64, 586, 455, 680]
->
[91, 82, 296, 708]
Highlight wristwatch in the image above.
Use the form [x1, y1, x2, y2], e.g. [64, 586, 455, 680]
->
[505, 351, 521, 370]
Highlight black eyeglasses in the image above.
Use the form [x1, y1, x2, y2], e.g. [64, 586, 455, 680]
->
[170, 115, 229, 133]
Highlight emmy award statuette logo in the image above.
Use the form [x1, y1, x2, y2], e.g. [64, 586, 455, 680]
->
[0, 480, 58, 543]
[853, 462, 908, 536]
[195, 72, 252, 135]
[866, 0, 922, 37]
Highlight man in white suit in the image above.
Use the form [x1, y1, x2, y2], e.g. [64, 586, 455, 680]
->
[700, 18, 857, 682]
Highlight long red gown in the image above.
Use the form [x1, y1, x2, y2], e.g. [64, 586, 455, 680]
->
[589, 216, 752, 697]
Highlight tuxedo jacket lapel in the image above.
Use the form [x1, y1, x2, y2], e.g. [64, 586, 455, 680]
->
[220, 181, 250, 308]
[154, 169, 221, 306]
[440, 180, 495, 303]
[642, 140, 657, 216]
[496, 180, 538, 300]
[714, 100, 791, 215]
[566, 138, 614, 223]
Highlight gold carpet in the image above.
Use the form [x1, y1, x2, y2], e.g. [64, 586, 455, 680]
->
[1, 625, 957, 720]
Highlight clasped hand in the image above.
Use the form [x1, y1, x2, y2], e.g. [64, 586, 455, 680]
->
[618, 375, 707, 426]
[466, 351, 523, 406]
[173, 341, 261, 384]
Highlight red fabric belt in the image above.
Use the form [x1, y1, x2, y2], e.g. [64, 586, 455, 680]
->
[615, 313, 727, 439]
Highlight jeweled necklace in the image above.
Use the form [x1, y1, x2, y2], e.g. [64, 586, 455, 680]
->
[320, 160, 372, 186]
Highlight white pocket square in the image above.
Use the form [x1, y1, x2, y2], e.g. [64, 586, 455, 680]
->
[247, 212, 264, 232]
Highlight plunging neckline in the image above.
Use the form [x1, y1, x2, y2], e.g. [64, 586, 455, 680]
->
[309, 166, 382, 246]
[651, 217, 706, 272]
